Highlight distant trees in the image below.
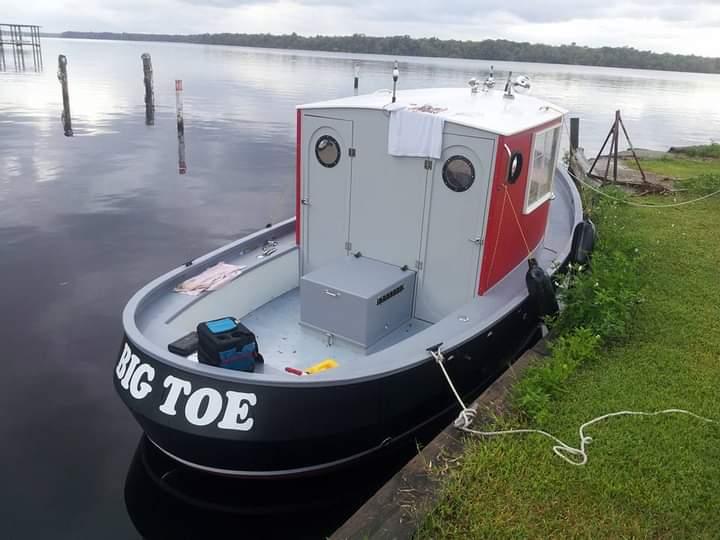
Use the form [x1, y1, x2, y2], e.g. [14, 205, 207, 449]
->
[60, 31, 720, 74]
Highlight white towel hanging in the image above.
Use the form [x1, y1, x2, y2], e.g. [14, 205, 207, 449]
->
[387, 108, 445, 160]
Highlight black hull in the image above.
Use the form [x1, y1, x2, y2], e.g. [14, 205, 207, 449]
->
[114, 300, 539, 478]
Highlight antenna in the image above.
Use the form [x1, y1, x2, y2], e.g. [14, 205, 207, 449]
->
[504, 71, 514, 98]
[392, 61, 399, 103]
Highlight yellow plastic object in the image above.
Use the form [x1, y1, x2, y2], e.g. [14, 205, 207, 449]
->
[305, 358, 339, 374]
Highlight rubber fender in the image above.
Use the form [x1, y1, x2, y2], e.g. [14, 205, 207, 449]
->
[526, 258, 559, 318]
[570, 219, 597, 266]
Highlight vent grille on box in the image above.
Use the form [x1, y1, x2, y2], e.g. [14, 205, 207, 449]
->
[377, 285, 404, 306]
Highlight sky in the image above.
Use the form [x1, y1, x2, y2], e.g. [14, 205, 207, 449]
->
[4, 0, 720, 57]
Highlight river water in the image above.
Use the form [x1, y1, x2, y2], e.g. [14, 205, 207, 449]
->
[1, 38, 719, 538]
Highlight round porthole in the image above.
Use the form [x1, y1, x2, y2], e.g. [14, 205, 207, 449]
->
[442, 155, 475, 192]
[508, 152, 523, 184]
[315, 135, 341, 168]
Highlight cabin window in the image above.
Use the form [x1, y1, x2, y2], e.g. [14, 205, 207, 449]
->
[525, 125, 560, 213]
[508, 152, 523, 184]
[315, 135, 341, 168]
[442, 155, 475, 193]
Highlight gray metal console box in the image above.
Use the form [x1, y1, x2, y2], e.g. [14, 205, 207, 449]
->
[300, 257, 416, 348]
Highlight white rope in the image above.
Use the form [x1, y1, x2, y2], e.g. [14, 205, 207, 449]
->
[568, 168, 720, 208]
[561, 119, 720, 209]
[431, 350, 717, 466]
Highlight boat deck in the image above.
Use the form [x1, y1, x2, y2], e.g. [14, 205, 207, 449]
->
[124, 169, 581, 383]
[135, 221, 297, 356]
[239, 288, 431, 372]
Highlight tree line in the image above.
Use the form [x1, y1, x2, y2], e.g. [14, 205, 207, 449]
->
[60, 31, 720, 74]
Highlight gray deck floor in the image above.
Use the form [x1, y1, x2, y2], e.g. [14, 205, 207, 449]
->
[240, 288, 431, 372]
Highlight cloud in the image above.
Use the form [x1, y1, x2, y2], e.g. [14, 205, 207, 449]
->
[177, 0, 717, 26]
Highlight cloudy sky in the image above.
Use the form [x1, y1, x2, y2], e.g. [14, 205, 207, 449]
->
[5, 0, 720, 57]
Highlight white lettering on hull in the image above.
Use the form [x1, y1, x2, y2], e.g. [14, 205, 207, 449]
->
[185, 387, 223, 426]
[129, 363, 155, 399]
[159, 375, 191, 415]
[218, 391, 257, 431]
[115, 343, 257, 432]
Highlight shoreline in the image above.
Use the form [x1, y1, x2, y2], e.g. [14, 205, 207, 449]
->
[52, 32, 720, 76]
[331, 339, 550, 539]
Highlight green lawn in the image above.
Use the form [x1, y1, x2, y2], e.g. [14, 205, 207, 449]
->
[417, 157, 720, 538]
[630, 156, 720, 179]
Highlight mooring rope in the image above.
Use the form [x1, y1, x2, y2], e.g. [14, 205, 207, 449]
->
[568, 167, 720, 208]
[486, 185, 509, 282]
[503, 185, 533, 256]
[429, 349, 717, 466]
[487, 184, 535, 284]
[561, 115, 720, 209]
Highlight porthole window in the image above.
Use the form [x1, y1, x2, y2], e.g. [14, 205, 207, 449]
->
[315, 135, 341, 168]
[442, 155, 475, 192]
[508, 152, 523, 184]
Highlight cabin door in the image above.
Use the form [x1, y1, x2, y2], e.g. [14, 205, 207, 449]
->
[302, 115, 353, 274]
[415, 134, 493, 323]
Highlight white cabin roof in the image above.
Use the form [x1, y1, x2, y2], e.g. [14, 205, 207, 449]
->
[300, 88, 567, 137]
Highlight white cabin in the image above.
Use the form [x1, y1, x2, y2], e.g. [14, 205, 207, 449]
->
[297, 88, 566, 325]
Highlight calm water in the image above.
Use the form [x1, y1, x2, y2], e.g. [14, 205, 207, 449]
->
[1, 38, 720, 538]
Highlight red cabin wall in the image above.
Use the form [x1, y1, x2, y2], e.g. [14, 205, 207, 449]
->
[478, 123, 556, 294]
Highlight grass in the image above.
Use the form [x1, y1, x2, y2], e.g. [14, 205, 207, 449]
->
[626, 145, 720, 178]
[417, 155, 720, 538]
[631, 156, 720, 179]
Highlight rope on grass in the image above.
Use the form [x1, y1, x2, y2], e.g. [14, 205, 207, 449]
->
[429, 349, 718, 466]
[567, 163, 720, 209]
[562, 119, 720, 208]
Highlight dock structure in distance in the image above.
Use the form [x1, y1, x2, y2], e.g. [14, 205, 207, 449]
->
[0, 23, 43, 72]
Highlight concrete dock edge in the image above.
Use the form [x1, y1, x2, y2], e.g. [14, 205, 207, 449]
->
[331, 340, 548, 539]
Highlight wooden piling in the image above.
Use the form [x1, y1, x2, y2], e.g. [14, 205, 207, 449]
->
[353, 64, 359, 94]
[57, 54, 73, 137]
[568, 117, 580, 177]
[141, 53, 155, 126]
[0, 26, 5, 71]
[569, 117, 580, 153]
[176, 80, 187, 174]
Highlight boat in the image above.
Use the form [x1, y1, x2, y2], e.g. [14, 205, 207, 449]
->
[114, 73, 586, 478]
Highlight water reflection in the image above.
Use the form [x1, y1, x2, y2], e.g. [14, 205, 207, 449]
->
[1, 38, 719, 153]
[2, 37, 720, 538]
[125, 436, 410, 539]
